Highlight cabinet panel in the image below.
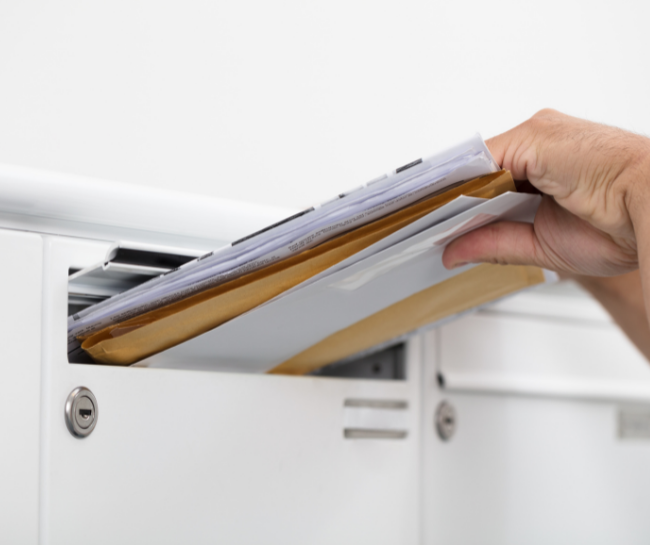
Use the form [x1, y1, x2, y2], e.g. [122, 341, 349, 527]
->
[439, 313, 650, 401]
[42, 236, 421, 545]
[0, 230, 42, 545]
[422, 330, 650, 545]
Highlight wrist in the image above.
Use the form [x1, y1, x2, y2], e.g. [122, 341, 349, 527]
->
[627, 139, 650, 234]
[573, 275, 618, 297]
[573, 270, 641, 301]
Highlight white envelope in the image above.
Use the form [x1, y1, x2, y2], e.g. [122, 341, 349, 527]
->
[145, 191, 542, 373]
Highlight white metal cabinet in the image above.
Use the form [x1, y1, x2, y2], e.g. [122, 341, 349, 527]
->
[4, 163, 650, 544]
[422, 386, 650, 544]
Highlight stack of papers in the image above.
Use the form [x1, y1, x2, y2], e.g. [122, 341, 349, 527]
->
[69, 135, 549, 372]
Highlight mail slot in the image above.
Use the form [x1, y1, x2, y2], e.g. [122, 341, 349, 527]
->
[66, 241, 409, 379]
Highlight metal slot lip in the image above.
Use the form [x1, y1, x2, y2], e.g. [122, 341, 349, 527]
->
[344, 429, 408, 440]
[68, 241, 206, 312]
[344, 399, 408, 410]
[69, 262, 171, 298]
[107, 246, 200, 269]
[68, 293, 107, 306]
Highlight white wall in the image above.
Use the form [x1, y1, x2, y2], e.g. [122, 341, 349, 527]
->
[0, 0, 648, 210]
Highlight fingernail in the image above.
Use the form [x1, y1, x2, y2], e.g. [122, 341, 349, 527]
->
[451, 261, 468, 269]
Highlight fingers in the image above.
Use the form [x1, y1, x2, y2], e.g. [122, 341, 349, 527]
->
[486, 129, 520, 174]
[486, 131, 532, 181]
[486, 109, 568, 183]
[442, 197, 639, 276]
[468, 111, 645, 279]
[442, 221, 551, 270]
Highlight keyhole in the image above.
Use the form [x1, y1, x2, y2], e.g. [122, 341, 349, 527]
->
[65, 387, 98, 438]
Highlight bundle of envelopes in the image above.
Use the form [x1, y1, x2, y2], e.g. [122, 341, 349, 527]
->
[68, 135, 549, 374]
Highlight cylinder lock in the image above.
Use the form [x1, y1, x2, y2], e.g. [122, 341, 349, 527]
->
[435, 400, 456, 441]
[65, 386, 98, 438]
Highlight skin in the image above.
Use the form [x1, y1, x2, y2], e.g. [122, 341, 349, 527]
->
[568, 271, 650, 360]
[442, 109, 650, 354]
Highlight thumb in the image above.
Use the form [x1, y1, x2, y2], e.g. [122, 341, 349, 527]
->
[442, 221, 551, 270]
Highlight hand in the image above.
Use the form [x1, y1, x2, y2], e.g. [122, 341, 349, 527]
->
[442, 109, 650, 277]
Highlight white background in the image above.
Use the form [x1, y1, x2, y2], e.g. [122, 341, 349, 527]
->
[0, 1, 648, 210]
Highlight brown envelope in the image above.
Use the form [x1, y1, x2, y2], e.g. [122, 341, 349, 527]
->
[269, 263, 545, 375]
[82, 170, 517, 366]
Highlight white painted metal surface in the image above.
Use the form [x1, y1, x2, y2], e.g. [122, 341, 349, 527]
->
[439, 284, 650, 403]
[421, 327, 650, 544]
[0, 163, 296, 248]
[38, 235, 421, 544]
[0, 230, 42, 545]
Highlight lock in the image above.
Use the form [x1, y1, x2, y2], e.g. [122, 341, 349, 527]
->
[435, 400, 456, 441]
[65, 387, 98, 438]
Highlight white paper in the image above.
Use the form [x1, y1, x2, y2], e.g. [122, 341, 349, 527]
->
[147, 192, 542, 372]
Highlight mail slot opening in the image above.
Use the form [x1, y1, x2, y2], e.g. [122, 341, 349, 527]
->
[67, 243, 206, 365]
[310, 344, 406, 380]
[67, 245, 408, 379]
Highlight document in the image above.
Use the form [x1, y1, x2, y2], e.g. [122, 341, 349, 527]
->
[68, 134, 498, 359]
[112, 191, 544, 373]
[70, 134, 551, 370]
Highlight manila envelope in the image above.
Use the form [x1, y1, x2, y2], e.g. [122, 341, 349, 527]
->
[270, 263, 545, 375]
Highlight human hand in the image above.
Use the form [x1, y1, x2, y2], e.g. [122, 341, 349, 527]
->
[442, 109, 650, 276]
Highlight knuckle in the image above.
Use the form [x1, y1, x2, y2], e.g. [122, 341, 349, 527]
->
[532, 108, 559, 120]
[527, 108, 561, 132]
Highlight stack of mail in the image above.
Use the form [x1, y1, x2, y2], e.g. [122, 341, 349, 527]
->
[69, 135, 549, 373]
